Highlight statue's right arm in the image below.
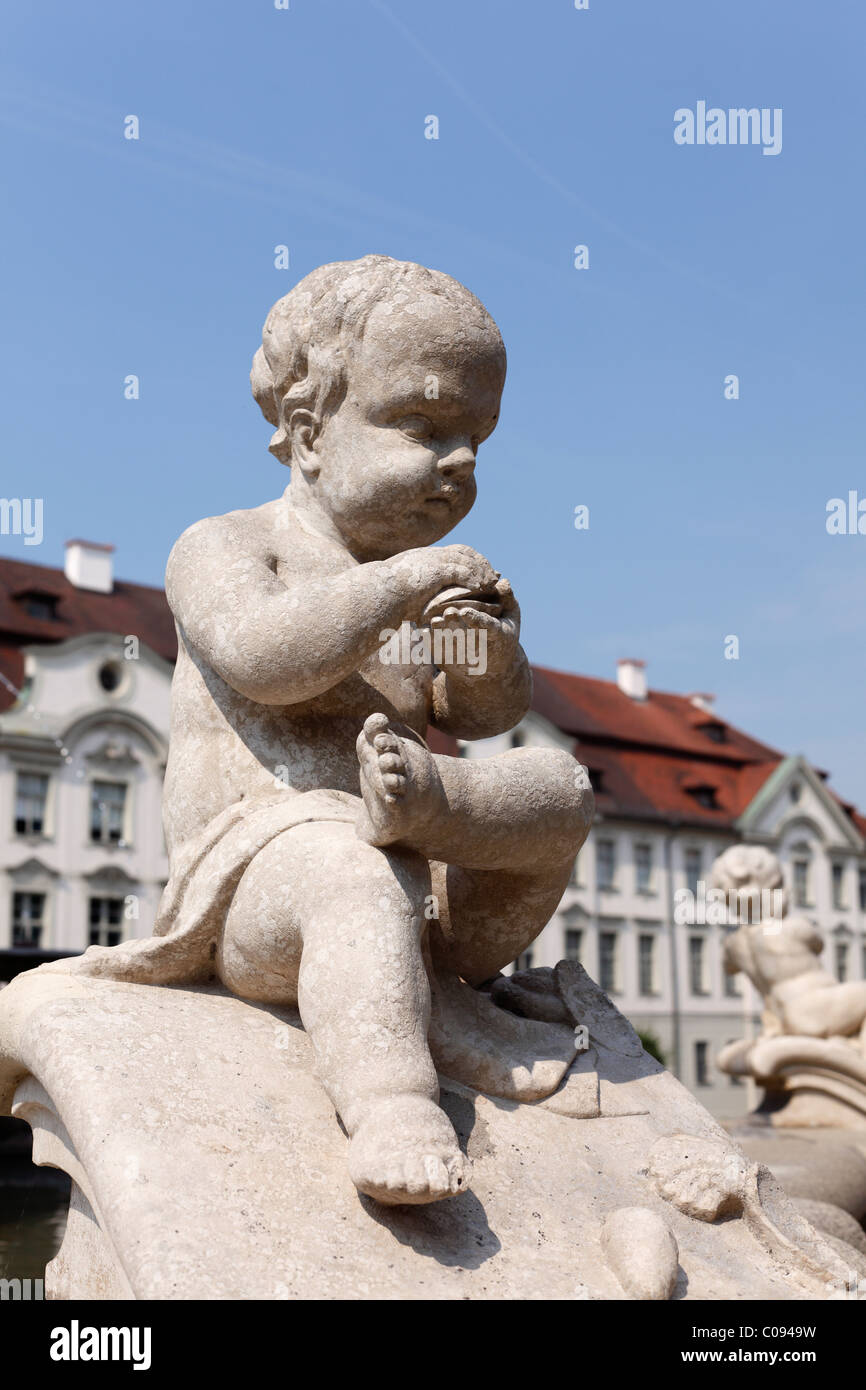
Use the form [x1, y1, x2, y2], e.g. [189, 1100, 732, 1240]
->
[165, 517, 416, 706]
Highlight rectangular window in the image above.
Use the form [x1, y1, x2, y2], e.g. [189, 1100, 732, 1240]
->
[694, 1040, 710, 1087]
[793, 859, 810, 908]
[635, 843, 653, 892]
[599, 931, 618, 992]
[514, 951, 533, 972]
[564, 928, 582, 962]
[835, 941, 849, 983]
[689, 935, 708, 995]
[832, 862, 846, 910]
[596, 840, 616, 891]
[638, 933, 656, 996]
[90, 781, 127, 845]
[88, 897, 124, 948]
[12, 891, 45, 947]
[860, 868, 866, 913]
[685, 849, 702, 898]
[14, 772, 49, 836]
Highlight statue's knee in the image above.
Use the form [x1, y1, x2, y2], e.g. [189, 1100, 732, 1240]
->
[354, 841, 432, 904]
[784, 1001, 829, 1038]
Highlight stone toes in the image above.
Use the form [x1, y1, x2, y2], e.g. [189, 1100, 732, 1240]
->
[385, 1164, 409, 1195]
[403, 1157, 434, 1196]
[363, 713, 391, 740]
[381, 773, 406, 795]
[420, 1154, 444, 1190]
[378, 752, 403, 774]
[378, 1152, 460, 1200]
[373, 732, 399, 754]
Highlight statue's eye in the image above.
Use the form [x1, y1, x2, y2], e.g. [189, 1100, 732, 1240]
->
[398, 416, 434, 442]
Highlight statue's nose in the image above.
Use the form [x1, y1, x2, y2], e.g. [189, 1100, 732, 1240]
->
[438, 445, 475, 479]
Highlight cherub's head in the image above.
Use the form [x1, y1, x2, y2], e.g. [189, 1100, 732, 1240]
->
[251, 255, 506, 560]
[710, 844, 788, 922]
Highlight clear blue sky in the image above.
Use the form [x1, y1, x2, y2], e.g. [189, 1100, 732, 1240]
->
[3, 2, 865, 804]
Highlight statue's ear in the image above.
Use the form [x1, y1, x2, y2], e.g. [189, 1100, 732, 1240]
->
[287, 408, 321, 479]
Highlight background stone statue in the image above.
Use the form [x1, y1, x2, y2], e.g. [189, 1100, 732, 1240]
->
[714, 844, 866, 1128]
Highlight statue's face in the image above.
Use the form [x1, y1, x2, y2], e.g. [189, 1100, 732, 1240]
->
[308, 296, 506, 560]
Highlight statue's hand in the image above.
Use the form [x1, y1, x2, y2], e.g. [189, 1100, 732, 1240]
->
[429, 576, 521, 677]
[387, 544, 501, 621]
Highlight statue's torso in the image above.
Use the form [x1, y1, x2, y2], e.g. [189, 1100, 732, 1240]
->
[161, 501, 435, 856]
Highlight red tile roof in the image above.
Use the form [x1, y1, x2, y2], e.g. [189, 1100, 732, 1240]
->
[570, 743, 778, 827]
[530, 665, 866, 834]
[530, 664, 784, 827]
[532, 665, 780, 764]
[0, 555, 176, 710]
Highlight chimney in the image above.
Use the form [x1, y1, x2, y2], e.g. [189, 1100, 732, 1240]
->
[689, 692, 716, 712]
[64, 540, 115, 594]
[617, 658, 647, 701]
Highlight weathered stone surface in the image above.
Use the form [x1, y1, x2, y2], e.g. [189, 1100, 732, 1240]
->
[1, 969, 861, 1300]
[791, 1200, 866, 1257]
[601, 1207, 679, 1301]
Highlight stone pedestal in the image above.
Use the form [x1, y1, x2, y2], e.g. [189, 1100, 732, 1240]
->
[1, 966, 864, 1300]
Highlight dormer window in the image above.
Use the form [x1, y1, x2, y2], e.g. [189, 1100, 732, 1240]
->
[16, 590, 59, 621]
[688, 785, 719, 810]
[700, 722, 726, 743]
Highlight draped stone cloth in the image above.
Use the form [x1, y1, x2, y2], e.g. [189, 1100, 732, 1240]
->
[44, 787, 579, 1101]
[51, 789, 357, 985]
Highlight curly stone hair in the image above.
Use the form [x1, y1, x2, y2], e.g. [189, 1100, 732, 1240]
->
[710, 844, 788, 919]
[250, 254, 503, 465]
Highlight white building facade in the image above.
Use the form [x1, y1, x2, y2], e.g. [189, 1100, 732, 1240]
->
[0, 544, 174, 973]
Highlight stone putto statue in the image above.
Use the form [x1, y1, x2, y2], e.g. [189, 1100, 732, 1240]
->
[46, 256, 595, 1205]
[714, 844, 866, 1127]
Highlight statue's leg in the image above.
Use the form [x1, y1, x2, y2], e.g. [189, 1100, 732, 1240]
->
[354, 715, 591, 1017]
[784, 982, 866, 1038]
[218, 820, 467, 1207]
[356, 713, 593, 872]
[430, 857, 574, 987]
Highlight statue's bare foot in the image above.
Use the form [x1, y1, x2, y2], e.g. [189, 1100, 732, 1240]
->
[348, 1094, 469, 1206]
[355, 713, 445, 847]
[489, 967, 572, 1024]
